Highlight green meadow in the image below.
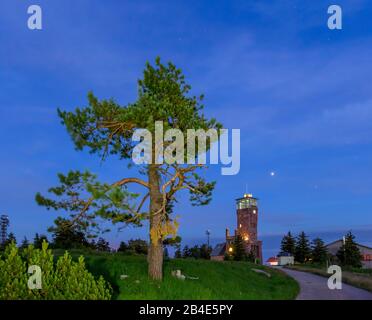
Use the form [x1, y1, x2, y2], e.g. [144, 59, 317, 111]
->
[55, 250, 299, 300]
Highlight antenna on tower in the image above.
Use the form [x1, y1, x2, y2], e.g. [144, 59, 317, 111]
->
[0, 215, 10, 245]
[245, 183, 248, 194]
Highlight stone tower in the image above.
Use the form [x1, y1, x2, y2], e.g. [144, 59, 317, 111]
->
[236, 193, 258, 243]
[225, 194, 262, 262]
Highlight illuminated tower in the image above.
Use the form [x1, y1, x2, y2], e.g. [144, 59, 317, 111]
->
[236, 193, 258, 243]
[225, 194, 262, 262]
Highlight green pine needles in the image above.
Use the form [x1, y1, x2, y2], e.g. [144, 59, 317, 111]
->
[0, 242, 112, 300]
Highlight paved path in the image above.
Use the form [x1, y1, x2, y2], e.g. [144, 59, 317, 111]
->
[280, 267, 372, 300]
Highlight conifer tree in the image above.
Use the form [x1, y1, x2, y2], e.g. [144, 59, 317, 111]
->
[127, 239, 148, 254]
[182, 245, 191, 258]
[96, 237, 110, 252]
[36, 58, 221, 280]
[4, 232, 17, 247]
[174, 247, 182, 258]
[49, 217, 89, 249]
[20, 236, 29, 249]
[117, 241, 129, 253]
[33, 233, 48, 249]
[337, 231, 362, 268]
[280, 231, 296, 255]
[311, 237, 328, 264]
[295, 231, 311, 263]
[200, 244, 212, 259]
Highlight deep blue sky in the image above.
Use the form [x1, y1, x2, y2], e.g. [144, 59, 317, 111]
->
[1, 1, 372, 257]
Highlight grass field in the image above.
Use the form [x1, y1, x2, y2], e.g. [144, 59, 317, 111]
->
[54, 250, 299, 300]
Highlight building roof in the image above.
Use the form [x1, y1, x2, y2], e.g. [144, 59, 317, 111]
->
[326, 239, 372, 251]
[235, 194, 259, 201]
[278, 252, 292, 257]
[211, 243, 226, 256]
[266, 257, 278, 263]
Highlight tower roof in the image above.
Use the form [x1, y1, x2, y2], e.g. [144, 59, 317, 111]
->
[235, 193, 258, 201]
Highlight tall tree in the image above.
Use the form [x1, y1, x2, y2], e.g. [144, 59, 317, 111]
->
[33, 233, 48, 249]
[199, 244, 212, 260]
[117, 241, 129, 253]
[36, 58, 221, 280]
[174, 247, 182, 258]
[96, 237, 111, 252]
[280, 231, 296, 255]
[127, 239, 148, 254]
[311, 238, 328, 264]
[337, 231, 362, 268]
[4, 232, 17, 247]
[295, 231, 311, 263]
[20, 236, 30, 249]
[49, 217, 89, 249]
[182, 245, 191, 258]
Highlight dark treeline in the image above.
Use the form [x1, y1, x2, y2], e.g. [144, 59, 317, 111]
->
[175, 244, 212, 260]
[1, 225, 205, 259]
[280, 230, 362, 268]
[1, 220, 212, 260]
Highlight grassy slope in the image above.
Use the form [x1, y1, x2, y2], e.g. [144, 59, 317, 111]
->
[286, 264, 372, 293]
[56, 250, 299, 300]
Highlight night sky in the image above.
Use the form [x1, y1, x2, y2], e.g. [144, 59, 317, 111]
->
[1, 1, 372, 259]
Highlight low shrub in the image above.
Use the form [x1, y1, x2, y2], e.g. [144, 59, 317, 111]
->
[0, 242, 112, 300]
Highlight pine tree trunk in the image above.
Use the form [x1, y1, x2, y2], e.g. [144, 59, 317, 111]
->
[148, 164, 164, 280]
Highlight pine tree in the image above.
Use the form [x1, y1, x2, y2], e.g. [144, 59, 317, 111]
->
[127, 239, 148, 254]
[190, 245, 201, 259]
[48, 217, 89, 249]
[337, 231, 362, 268]
[33, 233, 48, 249]
[89, 239, 97, 250]
[280, 231, 296, 255]
[295, 231, 311, 263]
[174, 246, 182, 258]
[200, 244, 212, 259]
[233, 234, 247, 261]
[20, 236, 29, 249]
[4, 232, 17, 247]
[96, 237, 110, 252]
[36, 58, 221, 280]
[311, 237, 328, 264]
[117, 241, 129, 253]
[182, 245, 191, 258]
[33, 233, 40, 247]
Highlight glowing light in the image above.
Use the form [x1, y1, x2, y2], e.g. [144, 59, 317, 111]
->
[228, 247, 233, 253]
[244, 235, 249, 241]
[270, 171, 275, 177]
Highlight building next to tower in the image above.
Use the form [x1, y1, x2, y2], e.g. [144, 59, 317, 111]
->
[211, 194, 263, 263]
